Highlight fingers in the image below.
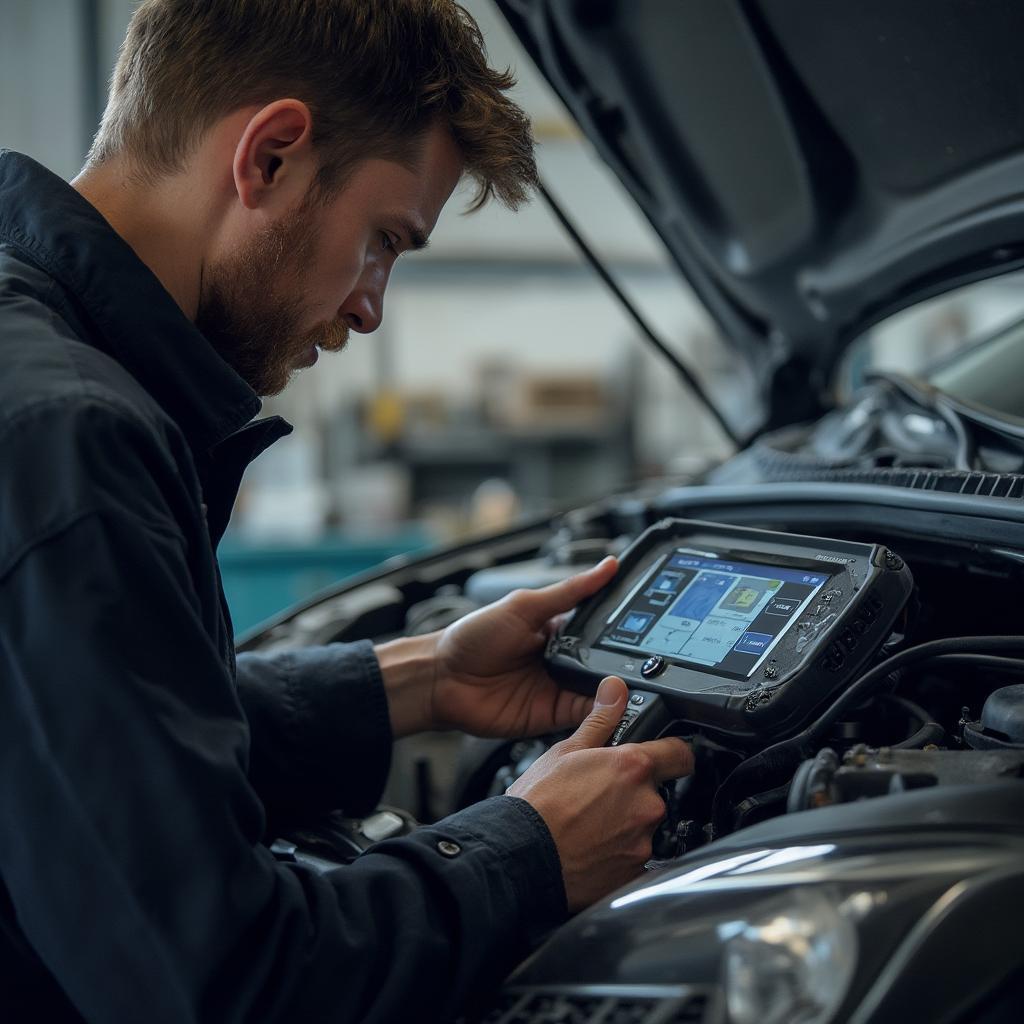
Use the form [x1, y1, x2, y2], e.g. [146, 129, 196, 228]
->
[561, 676, 627, 749]
[557, 679, 694, 781]
[640, 736, 695, 783]
[513, 556, 619, 629]
[548, 686, 594, 731]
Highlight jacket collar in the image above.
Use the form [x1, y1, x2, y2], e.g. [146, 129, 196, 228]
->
[0, 150, 282, 454]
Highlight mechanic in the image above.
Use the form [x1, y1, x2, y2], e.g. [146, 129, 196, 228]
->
[0, 2, 693, 1022]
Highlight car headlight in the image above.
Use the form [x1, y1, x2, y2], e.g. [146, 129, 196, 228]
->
[722, 887, 858, 1024]
[489, 815, 1024, 1024]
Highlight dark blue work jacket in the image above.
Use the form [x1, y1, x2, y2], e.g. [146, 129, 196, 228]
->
[0, 152, 565, 1023]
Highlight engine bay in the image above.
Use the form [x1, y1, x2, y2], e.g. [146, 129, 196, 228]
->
[240, 484, 1024, 859]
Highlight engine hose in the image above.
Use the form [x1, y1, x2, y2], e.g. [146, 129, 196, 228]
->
[878, 694, 945, 748]
[892, 721, 946, 750]
[733, 783, 791, 830]
[880, 693, 930, 728]
[925, 653, 1024, 675]
[711, 635, 1024, 836]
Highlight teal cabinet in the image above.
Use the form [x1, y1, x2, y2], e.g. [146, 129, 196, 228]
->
[217, 531, 430, 634]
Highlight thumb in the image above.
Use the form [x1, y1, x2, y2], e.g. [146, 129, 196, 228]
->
[515, 556, 619, 629]
[563, 676, 628, 749]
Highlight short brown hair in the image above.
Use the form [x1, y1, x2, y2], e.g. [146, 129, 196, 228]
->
[88, 0, 537, 210]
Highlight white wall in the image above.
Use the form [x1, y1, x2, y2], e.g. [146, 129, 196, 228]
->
[0, 0, 735, 484]
[0, 0, 88, 179]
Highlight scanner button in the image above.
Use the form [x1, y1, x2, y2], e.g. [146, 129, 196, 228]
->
[641, 656, 666, 678]
[612, 710, 638, 744]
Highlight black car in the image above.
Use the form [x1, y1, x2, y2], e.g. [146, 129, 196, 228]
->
[241, 3, 1024, 1021]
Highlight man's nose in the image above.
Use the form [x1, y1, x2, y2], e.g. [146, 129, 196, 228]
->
[340, 285, 383, 334]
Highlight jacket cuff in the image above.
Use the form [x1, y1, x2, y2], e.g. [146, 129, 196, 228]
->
[434, 795, 569, 943]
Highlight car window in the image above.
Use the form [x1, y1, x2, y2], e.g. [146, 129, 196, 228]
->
[928, 314, 1024, 420]
[839, 269, 1024, 410]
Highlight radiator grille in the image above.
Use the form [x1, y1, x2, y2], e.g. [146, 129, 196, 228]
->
[472, 987, 712, 1024]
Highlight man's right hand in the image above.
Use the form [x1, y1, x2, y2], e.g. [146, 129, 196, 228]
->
[506, 676, 694, 912]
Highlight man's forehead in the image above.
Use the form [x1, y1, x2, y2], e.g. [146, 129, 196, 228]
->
[410, 123, 465, 220]
[326, 126, 462, 238]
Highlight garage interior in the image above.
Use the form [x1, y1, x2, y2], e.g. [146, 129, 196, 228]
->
[6, 0, 1022, 635]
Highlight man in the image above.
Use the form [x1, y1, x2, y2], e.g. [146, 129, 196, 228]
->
[0, 2, 693, 1021]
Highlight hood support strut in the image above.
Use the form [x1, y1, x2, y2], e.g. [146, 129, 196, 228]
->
[537, 179, 741, 449]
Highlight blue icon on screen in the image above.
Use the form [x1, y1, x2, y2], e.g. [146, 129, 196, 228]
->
[671, 573, 730, 622]
[621, 611, 654, 634]
[652, 572, 682, 593]
[734, 631, 774, 655]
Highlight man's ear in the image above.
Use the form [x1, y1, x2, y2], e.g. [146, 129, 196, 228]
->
[233, 99, 315, 211]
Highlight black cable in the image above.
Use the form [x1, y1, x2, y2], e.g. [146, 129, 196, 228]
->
[925, 653, 1024, 675]
[880, 693, 930, 728]
[880, 694, 946, 748]
[711, 635, 1024, 835]
[733, 783, 791, 830]
[892, 721, 946, 750]
[535, 179, 741, 449]
[843, 693, 947, 749]
[801, 636, 1024, 749]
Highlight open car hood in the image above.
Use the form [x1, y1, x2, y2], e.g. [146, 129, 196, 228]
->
[496, 0, 1024, 428]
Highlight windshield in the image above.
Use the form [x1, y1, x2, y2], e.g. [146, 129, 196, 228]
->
[928, 314, 1024, 421]
[842, 269, 1024, 420]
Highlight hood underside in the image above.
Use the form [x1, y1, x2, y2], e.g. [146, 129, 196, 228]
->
[497, 0, 1024, 426]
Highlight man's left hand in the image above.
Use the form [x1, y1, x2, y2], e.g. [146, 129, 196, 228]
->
[429, 556, 619, 737]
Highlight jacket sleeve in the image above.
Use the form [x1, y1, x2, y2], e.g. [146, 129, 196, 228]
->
[0, 402, 568, 1023]
[234, 641, 394, 824]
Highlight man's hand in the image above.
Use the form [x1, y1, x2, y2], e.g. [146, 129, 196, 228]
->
[507, 676, 694, 911]
[428, 556, 620, 737]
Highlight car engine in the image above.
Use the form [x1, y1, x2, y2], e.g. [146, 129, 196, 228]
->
[241, 477, 1024, 849]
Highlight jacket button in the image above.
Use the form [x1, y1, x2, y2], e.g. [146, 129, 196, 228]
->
[437, 840, 461, 858]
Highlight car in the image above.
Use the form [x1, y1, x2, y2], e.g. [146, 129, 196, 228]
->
[239, 3, 1024, 1021]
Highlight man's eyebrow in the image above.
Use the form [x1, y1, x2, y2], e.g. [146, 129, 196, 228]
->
[396, 217, 430, 251]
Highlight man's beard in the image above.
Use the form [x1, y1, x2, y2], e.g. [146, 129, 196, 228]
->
[196, 198, 350, 396]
